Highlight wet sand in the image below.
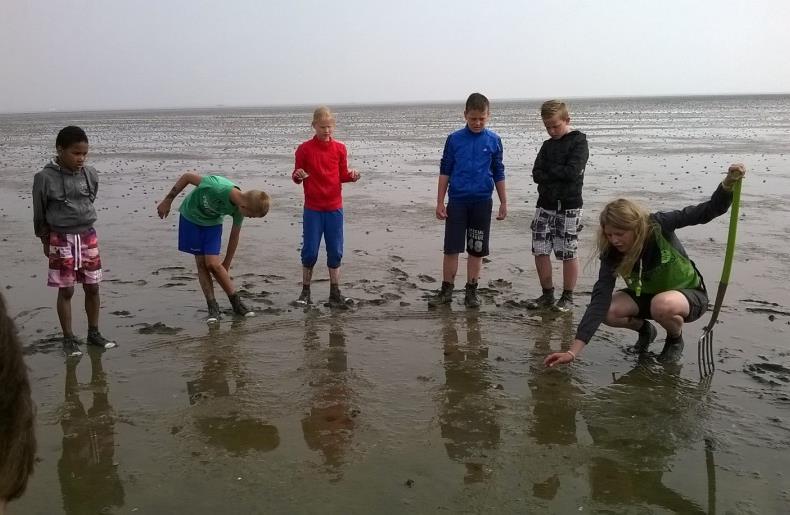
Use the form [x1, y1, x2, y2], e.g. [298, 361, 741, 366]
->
[1, 96, 789, 513]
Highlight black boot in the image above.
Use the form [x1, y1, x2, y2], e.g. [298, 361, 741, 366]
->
[428, 281, 454, 307]
[295, 286, 311, 306]
[631, 321, 657, 353]
[464, 283, 481, 308]
[229, 293, 255, 317]
[205, 299, 221, 323]
[329, 285, 349, 309]
[659, 332, 685, 363]
[526, 288, 555, 310]
[554, 290, 574, 312]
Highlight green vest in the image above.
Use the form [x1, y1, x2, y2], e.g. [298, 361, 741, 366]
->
[624, 225, 700, 296]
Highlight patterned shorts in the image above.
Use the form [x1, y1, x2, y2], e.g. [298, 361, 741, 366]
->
[47, 229, 103, 288]
[531, 207, 583, 260]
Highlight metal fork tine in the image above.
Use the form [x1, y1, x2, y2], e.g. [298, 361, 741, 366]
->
[698, 327, 715, 378]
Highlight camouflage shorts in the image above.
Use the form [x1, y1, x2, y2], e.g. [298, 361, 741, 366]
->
[530, 207, 583, 260]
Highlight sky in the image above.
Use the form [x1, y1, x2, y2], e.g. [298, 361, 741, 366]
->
[1, 0, 789, 112]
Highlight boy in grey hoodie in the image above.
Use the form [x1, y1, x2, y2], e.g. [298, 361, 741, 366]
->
[32, 126, 117, 357]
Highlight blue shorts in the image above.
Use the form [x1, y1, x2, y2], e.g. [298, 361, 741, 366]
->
[443, 198, 492, 257]
[178, 215, 222, 256]
[301, 208, 343, 268]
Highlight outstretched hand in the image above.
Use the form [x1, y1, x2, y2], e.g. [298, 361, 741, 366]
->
[723, 163, 746, 190]
[544, 351, 574, 368]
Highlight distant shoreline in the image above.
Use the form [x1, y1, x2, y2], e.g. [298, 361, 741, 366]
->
[2, 92, 789, 117]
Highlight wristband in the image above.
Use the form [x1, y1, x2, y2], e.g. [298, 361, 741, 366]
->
[566, 349, 577, 360]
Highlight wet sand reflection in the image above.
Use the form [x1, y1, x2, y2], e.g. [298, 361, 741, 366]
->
[58, 348, 124, 514]
[439, 312, 501, 483]
[301, 314, 357, 480]
[584, 362, 710, 514]
[527, 312, 581, 500]
[187, 324, 280, 455]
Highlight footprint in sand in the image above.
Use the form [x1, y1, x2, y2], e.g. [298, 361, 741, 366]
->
[418, 274, 436, 283]
[390, 255, 404, 263]
[390, 267, 409, 280]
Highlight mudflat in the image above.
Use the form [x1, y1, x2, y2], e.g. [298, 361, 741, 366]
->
[2, 96, 788, 513]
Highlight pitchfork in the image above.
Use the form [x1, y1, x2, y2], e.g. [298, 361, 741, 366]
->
[698, 180, 742, 378]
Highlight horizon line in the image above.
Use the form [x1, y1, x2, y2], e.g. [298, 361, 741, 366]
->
[2, 91, 789, 116]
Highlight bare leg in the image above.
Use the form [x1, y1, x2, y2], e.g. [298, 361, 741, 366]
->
[467, 255, 482, 285]
[83, 283, 100, 328]
[302, 266, 313, 287]
[57, 287, 75, 336]
[650, 291, 690, 338]
[562, 257, 579, 292]
[603, 291, 643, 331]
[328, 266, 341, 287]
[535, 254, 553, 290]
[204, 255, 235, 296]
[442, 254, 459, 284]
[195, 255, 216, 301]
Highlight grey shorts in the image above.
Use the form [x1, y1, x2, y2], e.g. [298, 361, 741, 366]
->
[621, 288, 709, 323]
[531, 207, 583, 260]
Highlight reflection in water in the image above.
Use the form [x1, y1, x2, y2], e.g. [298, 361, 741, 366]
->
[58, 348, 124, 514]
[301, 315, 356, 480]
[527, 313, 580, 500]
[187, 325, 280, 455]
[439, 312, 500, 483]
[584, 363, 709, 514]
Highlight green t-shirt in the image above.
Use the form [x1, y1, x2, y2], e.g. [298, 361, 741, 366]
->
[179, 176, 244, 227]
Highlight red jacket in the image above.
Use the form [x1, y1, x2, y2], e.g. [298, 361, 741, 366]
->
[293, 137, 353, 211]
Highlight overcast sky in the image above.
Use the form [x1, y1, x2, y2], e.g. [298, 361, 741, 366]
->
[1, 0, 788, 112]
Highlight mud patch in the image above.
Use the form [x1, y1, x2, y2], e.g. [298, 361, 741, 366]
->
[24, 335, 63, 355]
[152, 266, 186, 275]
[744, 362, 790, 385]
[136, 322, 183, 335]
[105, 278, 148, 286]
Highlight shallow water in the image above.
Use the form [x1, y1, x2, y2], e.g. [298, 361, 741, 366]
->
[1, 96, 789, 513]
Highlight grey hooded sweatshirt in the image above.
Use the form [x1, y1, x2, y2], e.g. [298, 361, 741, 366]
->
[33, 159, 99, 239]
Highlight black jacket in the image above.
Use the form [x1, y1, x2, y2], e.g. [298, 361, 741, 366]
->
[532, 130, 588, 210]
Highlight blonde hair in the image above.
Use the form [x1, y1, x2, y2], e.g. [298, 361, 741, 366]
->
[243, 190, 270, 218]
[541, 100, 570, 121]
[312, 106, 335, 125]
[596, 198, 652, 277]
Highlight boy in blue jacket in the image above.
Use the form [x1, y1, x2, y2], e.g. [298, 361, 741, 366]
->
[428, 93, 507, 308]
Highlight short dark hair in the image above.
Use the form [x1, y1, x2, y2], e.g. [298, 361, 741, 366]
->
[0, 293, 36, 503]
[55, 126, 88, 149]
[465, 93, 490, 113]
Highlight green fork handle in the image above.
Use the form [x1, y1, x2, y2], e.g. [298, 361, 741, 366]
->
[706, 180, 742, 329]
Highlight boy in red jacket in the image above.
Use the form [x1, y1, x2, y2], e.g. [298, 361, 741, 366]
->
[292, 107, 361, 307]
